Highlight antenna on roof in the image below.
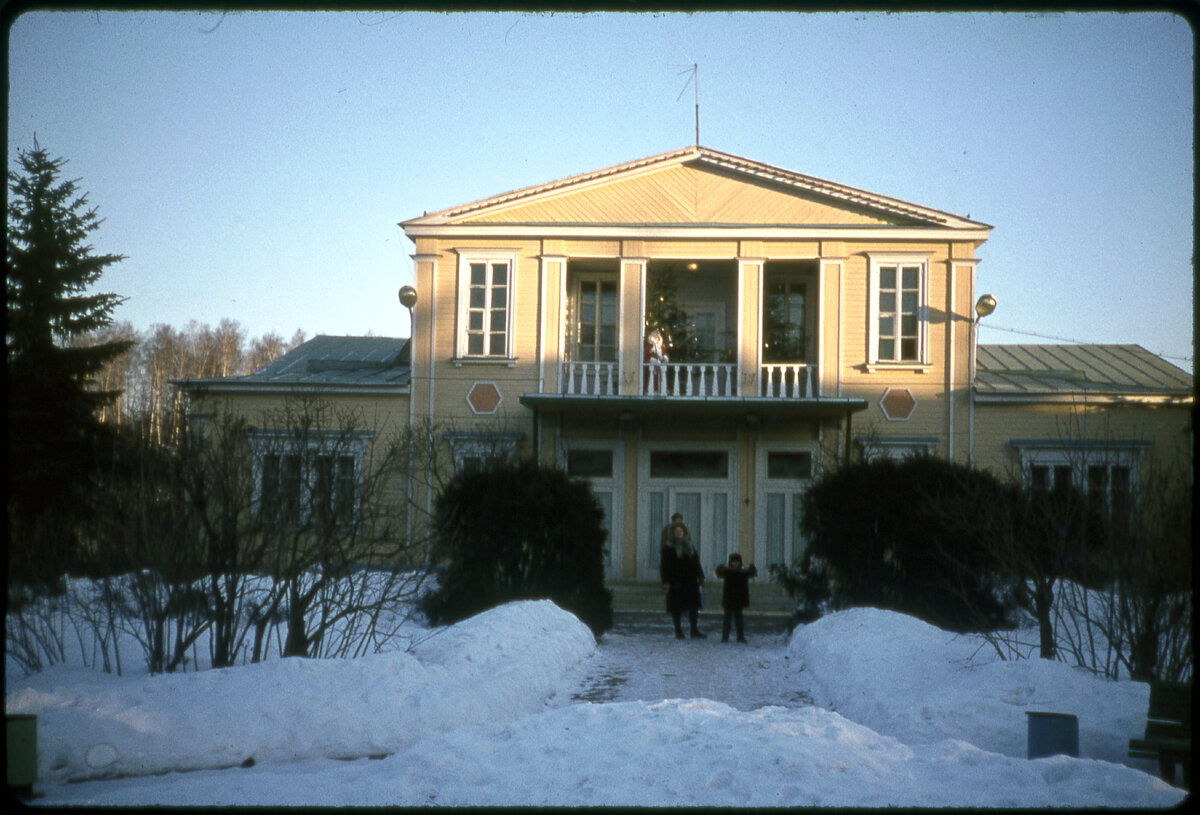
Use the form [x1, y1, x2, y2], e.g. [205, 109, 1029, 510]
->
[668, 38, 699, 147]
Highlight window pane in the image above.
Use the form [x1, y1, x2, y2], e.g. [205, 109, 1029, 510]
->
[900, 338, 917, 360]
[879, 266, 896, 289]
[1030, 465, 1049, 491]
[491, 263, 508, 285]
[901, 315, 917, 335]
[468, 334, 484, 355]
[470, 263, 487, 285]
[491, 287, 506, 309]
[490, 309, 506, 331]
[469, 288, 486, 308]
[489, 333, 505, 355]
[879, 316, 894, 338]
[766, 493, 784, 565]
[649, 451, 728, 479]
[768, 452, 813, 479]
[879, 293, 895, 312]
[901, 292, 918, 313]
[879, 339, 895, 360]
[468, 312, 483, 331]
[901, 266, 919, 288]
[567, 450, 614, 477]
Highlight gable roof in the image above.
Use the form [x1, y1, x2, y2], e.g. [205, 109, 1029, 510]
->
[401, 145, 991, 234]
[178, 335, 411, 394]
[975, 344, 1193, 400]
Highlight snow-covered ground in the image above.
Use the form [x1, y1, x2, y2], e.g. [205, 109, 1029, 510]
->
[5, 600, 1187, 808]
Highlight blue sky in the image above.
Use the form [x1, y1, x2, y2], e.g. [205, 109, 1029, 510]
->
[7, 10, 1194, 370]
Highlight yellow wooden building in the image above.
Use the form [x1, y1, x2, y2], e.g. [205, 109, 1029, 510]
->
[181, 147, 1193, 587]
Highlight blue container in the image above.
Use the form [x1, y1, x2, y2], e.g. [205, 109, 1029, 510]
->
[1026, 711, 1079, 759]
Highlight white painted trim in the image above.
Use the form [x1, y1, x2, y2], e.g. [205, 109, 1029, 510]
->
[753, 440, 821, 570]
[455, 250, 519, 361]
[866, 253, 933, 366]
[404, 224, 993, 242]
[947, 259, 955, 462]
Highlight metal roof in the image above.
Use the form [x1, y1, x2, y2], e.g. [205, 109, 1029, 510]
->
[975, 344, 1192, 398]
[179, 335, 410, 392]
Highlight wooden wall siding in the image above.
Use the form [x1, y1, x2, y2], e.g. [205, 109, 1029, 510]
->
[972, 401, 1193, 480]
[460, 165, 900, 226]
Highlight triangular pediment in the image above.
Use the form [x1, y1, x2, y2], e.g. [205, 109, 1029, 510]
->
[463, 163, 902, 226]
[404, 147, 990, 232]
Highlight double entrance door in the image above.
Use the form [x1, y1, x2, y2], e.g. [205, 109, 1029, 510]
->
[638, 447, 736, 582]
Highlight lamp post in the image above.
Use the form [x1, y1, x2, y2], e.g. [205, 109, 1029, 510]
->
[398, 286, 418, 552]
[969, 293, 997, 465]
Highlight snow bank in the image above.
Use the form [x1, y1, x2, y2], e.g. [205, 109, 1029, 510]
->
[6, 600, 594, 784]
[788, 607, 1151, 765]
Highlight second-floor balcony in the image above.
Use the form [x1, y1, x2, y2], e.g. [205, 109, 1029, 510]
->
[560, 360, 818, 399]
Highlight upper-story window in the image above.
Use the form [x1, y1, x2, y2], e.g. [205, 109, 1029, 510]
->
[575, 276, 618, 363]
[457, 252, 517, 359]
[763, 276, 807, 363]
[867, 254, 930, 366]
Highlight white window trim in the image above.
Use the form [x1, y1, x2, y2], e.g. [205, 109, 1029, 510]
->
[570, 272, 620, 364]
[855, 436, 939, 462]
[443, 430, 524, 473]
[455, 249, 519, 361]
[866, 253, 932, 370]
[249, 429, 372, 527]
[1011, 441, 1147, 491]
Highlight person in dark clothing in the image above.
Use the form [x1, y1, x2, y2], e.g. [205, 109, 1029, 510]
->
[660, 521, 706, 639]
[715, 552, 757, 643]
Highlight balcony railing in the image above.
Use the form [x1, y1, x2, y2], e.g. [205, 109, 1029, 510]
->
[560, 360, 818, 399]
[760, 363, 817, 398]
[561, 361, 618, 396]
[644, 362, 738, 397]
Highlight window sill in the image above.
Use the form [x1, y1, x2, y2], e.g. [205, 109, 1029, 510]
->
[863, 362, 933, 374]
[452, 356, 519, 368]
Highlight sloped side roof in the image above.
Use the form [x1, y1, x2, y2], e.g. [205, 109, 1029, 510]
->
[403, 146, 990, 231]
[180, 335, 410, 391]
[976, 344, 1193, 397]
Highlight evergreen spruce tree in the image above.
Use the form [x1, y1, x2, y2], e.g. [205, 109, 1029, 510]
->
[6, 143, 132, 587]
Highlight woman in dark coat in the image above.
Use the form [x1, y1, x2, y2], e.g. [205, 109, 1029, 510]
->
[715, 553, 757, 643]
[660, 521, 706, 639]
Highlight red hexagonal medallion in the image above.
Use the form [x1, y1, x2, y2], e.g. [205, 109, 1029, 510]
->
[466, 382, 502, 415]
[880, 387, 917, 421]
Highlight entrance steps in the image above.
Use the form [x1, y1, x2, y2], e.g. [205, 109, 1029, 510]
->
[607, 580, 796, 615]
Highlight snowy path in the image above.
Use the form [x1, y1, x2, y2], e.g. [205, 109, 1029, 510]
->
[554, 611, 812, 710]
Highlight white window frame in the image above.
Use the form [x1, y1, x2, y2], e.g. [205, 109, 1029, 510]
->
[571, 273, 619, 363]
[249, 430, 371, 529]
[443, 430, 524, 473]
[856, 436, 939, 462]
[867, 253, 931, 369]
[1013, 442, 1146, 517]
[456, 250, 518, 361]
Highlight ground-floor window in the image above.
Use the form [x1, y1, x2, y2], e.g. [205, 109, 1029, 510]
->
[251, 431, 370, 530]
[1014, 441, 1146, 537]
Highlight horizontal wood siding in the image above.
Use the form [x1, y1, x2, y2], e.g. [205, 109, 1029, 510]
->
[463, 165, 899, 226]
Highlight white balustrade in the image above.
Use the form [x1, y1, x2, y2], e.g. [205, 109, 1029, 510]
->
[760, 363, 815, 398]
[643, 361, 737, 397]
[561, 361, 618, 396]
[562, 360, 816, 399]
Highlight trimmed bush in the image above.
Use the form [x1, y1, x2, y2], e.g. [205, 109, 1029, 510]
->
[796, 456, 1014, 632]
[420, 459, 613, 637]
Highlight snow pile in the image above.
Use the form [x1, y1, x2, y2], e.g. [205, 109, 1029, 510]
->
[790, 606, 1151, 765]
[6, 601, 1187, 808]
[6, 600, 593, 784]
